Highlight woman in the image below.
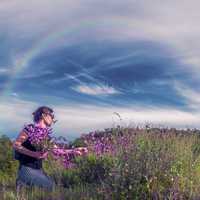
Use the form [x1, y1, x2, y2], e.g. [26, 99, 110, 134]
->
[13, 106, 57, 191]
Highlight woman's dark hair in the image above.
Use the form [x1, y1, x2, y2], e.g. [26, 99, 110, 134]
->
[32, 106, 54, 123]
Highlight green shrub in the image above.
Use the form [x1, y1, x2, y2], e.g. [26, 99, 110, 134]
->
[75, 153, 114, 184]
[70, 137, 87, 148]
[0, 135, 18, 187]
[61, 168, 81, 188]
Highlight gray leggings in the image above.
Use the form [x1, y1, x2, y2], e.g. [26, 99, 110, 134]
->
[16, 165, 55, 191]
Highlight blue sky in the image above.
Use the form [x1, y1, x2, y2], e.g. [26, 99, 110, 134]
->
[1, 0, 200, 140]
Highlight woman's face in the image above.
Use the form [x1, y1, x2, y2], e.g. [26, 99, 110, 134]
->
[43, 113, 54, 127]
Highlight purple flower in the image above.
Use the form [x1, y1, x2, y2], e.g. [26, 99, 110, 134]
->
[23, 123, 53, 150]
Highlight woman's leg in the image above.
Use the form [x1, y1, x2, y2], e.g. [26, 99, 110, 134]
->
[16, 165, 55, 191]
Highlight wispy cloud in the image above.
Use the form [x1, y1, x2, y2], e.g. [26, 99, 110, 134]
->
[17, 70, 54, 79]
[50, 73, 83, 84]
[174, 81, 200, 110]
[11, 92, 18, 97]
[71, 84, 121, 96]
[0, 97, 38, 136]
[1, 0, 200, 80]
[0, 68, 11, 75]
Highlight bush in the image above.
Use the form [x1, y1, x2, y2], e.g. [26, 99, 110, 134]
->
[0, 135, 18, 187]
[61, 168, 81, 188]
[75, 153, 114, 184]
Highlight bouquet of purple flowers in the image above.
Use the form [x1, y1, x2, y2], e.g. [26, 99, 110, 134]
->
[24, 123, 88, 168]
[26, 124, 52, 150]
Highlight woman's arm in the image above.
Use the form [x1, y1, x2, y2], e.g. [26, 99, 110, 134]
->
[12, 130, 45, 159]
[65, 147, 88, 155]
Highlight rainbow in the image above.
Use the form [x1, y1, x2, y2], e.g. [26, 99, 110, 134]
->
[0, 21, 99, 99]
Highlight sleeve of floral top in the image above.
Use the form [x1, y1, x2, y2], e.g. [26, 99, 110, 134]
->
[22, 123, 34, 136]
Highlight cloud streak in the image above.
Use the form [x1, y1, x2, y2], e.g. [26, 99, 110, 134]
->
[174, 81, 200, 110]
[71, 84, 121, 96]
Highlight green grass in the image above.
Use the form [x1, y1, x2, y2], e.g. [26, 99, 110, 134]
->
[2, 128, 200, 199]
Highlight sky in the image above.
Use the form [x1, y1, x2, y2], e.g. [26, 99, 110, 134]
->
[1, 0, 200, 140]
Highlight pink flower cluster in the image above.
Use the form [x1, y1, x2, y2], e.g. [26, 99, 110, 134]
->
[51, 145, 88, 168]
[81, 129, 133, 157]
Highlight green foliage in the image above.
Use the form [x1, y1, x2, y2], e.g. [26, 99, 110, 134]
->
[3, 129, 200, 199]
[61, 168, 81, 188]
[75, 153, 114, 184]
[70, 137, 86, 148]
[191, 135, 200, 159]
[0, 135, 18, 187]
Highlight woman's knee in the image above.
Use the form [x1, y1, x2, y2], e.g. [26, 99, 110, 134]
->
[37, 175, 55, 190]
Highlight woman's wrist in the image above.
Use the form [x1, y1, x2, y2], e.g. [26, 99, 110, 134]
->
[31, 151, 38, 158]
[15, 146, 38, 158]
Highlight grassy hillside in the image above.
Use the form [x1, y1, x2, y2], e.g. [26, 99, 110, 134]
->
[1, 127, 200, 199]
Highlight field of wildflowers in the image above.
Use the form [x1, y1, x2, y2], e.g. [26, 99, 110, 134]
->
[1, 126, 200, 199]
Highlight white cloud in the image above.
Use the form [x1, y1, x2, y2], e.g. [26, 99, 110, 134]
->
[2, 97, 200, 141]
[174, 81, 200, 109]
[0, 68, 11, 75]
[11, 92, 18, 97]
[0, 97, 38, 135]
[71, 84, 121, 96]
[47, 104, 200, 140]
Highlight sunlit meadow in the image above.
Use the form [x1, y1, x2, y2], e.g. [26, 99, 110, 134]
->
[1, 125, 200, 199]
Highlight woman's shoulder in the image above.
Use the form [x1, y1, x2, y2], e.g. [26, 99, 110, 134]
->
[22, 123, 35, 135]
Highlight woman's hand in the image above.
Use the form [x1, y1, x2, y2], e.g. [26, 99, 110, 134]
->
[65, 148, 86, 156]
[71, 147, 88, 156]
[34, 151, 48, 159]
[65, 149, 81, 156]
[75, 147, 88, 154]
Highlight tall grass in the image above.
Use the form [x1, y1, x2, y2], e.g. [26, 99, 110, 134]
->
[2, 127, 200, 199]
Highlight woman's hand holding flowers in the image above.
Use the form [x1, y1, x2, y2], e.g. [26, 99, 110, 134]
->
[65, 147, 88, 156]
[34, 151, 48, 159]
[75, 147, 88, 154]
